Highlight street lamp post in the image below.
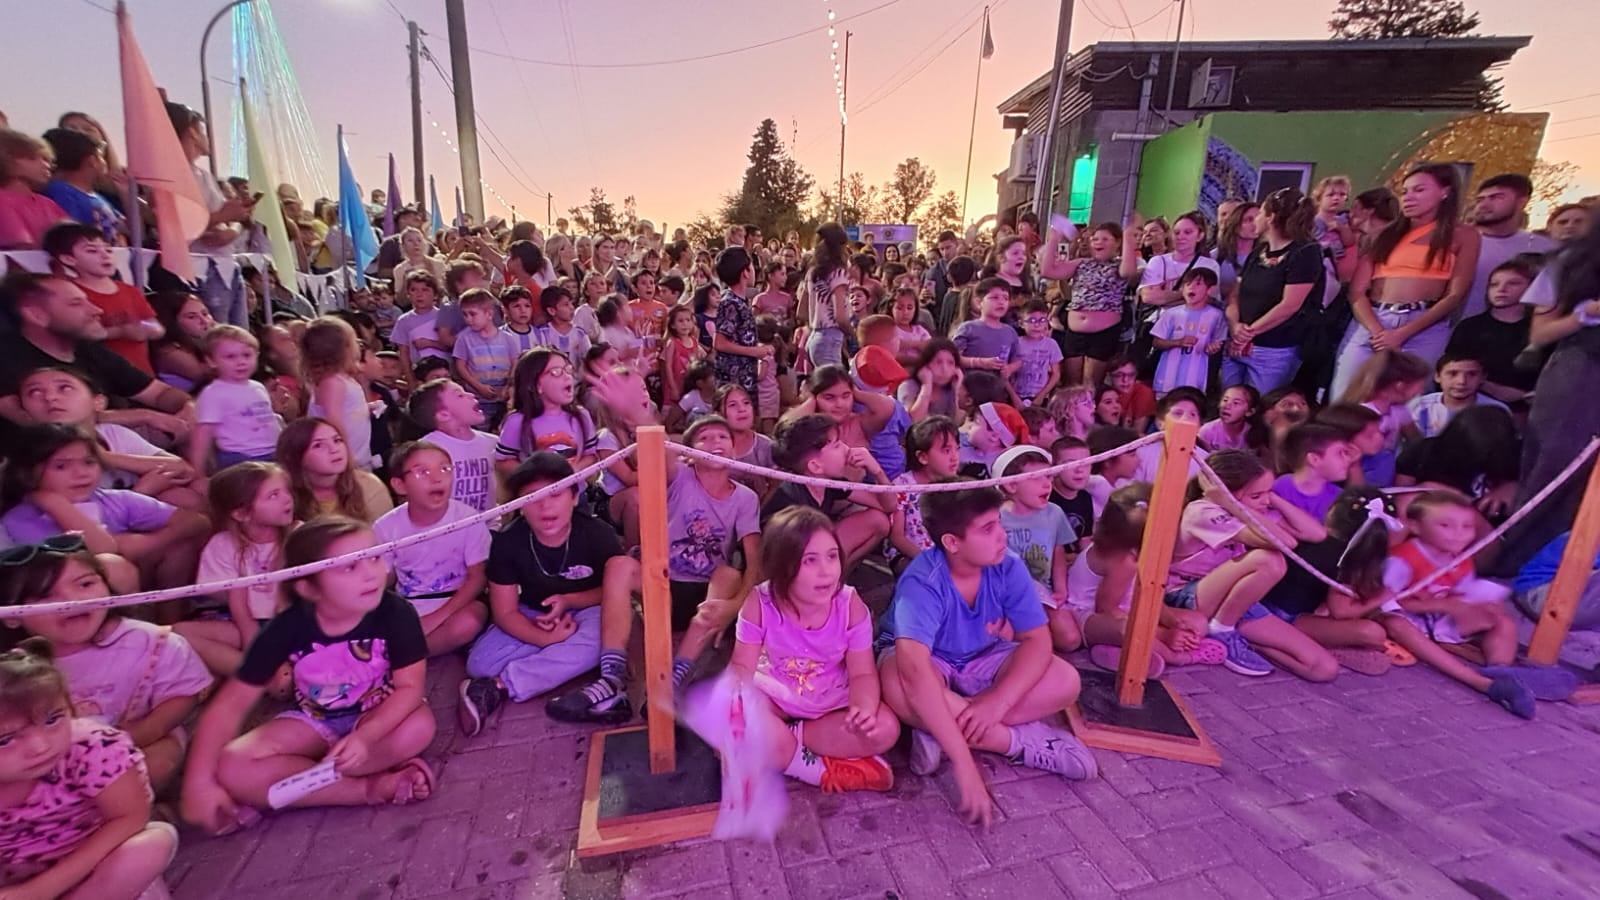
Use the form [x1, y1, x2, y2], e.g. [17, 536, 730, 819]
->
[200, 0, 256, 179]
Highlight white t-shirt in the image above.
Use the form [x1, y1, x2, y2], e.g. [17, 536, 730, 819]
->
[1139, 253, 1221, 304]
[197, 529, 285, 620]
[197, 378, 282, 456]
[1522, 265, 1600, 325]
[422, 428, 499, 512]
[1131, 438, 1209, 484]
[372, 500, 491, 616]
[96, 422, 170, 489]
[308, 374, 375, 469]
[392, 308, 445, 360]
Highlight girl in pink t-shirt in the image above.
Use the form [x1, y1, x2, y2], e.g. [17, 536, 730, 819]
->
[729, 507, 900, 792]
[0, 642, 176, 898]
[1168, 450, 1335, 680]
[2, 544, 214, 791]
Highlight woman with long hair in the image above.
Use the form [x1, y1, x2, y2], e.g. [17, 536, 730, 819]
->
[1216, 201, 1262, 298]
[1495, 215, 1600, 573]
[1222, 189, 1323, 392]
[149, 291, 215, 392]
[802, 223, 853, 368]
[1330, 164, 1481, 398]
[1138, 216, 1171, 261]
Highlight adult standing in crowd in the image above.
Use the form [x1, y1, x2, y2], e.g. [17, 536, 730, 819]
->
[0, 128, 68, 250]
[804, 223, 853, 368]
[1223, 189, 1324, 392]
[1331, 164, 1480, 399]
[713, 246, 768, 396]
[1463, 173, 1557, 321]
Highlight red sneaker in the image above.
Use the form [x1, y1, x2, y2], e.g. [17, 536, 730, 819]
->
[819, 755, 895, 793]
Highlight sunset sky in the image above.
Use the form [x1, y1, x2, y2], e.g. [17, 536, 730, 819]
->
[10, 0, 1599, 228]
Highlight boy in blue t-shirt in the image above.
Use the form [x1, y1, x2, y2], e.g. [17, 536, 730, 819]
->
[877, 481, 1096, 827]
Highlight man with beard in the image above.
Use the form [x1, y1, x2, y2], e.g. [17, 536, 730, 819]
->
[1463, 173, 1556, 320]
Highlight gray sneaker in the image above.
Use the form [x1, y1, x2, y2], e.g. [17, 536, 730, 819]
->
[909, 728, 943, 776]
[1213, 629, 1274, 677]
[1011, 722, 1098, 780]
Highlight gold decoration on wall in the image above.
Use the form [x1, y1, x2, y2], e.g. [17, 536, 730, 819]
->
[1383, 113, 1549, 201]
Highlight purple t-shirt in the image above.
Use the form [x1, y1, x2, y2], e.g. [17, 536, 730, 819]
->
[1271, 474, 1339, 524]
[1, 489, 175, 543]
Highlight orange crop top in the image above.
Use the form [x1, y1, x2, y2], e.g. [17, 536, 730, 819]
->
[1373, 225, 1456, 280]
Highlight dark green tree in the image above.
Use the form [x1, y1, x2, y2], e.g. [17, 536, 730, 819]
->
[723, 119, 815, 239]
[883, 157, 938, 223]
[1328, 0, 1503, 111]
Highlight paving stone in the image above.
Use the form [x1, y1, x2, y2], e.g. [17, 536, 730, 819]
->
[989, 772, 1084, 814]
[975, 813, 1074, 868]
[725, 840, 792, 900]
[1042, 848, 1117, 899]
[1127, 785, 1227, 830]
[621, 843, 729, 898]
[456, 838, 543, 892]
[1057, 806, 1155, 891]
[956, 862, 1069, 899]
[783, 850, 898, 900]
[1281, 839, 1390, 892]
[1124, 822, 1233, 881]
[818, 797, 928, 855]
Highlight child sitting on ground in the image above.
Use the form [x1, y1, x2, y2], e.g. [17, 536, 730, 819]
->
[1406, 351, 1508, 439]
[461, 453, 640, 731]
[1049, 436, 1095, 542]
[878, 482, 1096, 827]
[760, 414, 894, 569]
[728, 507, 901, 792]
[996, 446, 1082, 652]
[183, 518, 436, 834]
[1, 541, 213, 791]
[1198, 384, 1263, 453]
[410, 379, 500, 512]
[1085, 425, 1141, 519]
[1168, 450, 1336, 680]
[889, 416, 962, 565]
[1131, 387, 1210, 483]
[1315, 404, 1385, 488]
[1066, 483, 1224, 675]
[0, 643, 178, 900]
[959, 401, 1029, 476]
[672, 359, 717, 431]
[191, 325, 283, 472]
[1150, 268, 1226, 397]
[1337, 351, 1428, 488]
[373, 442, 491, 657]
[663, 417, 763, 687]
[1021, 406, 1060, 449]
[16, 366, 204, 511]
[1272, 423, 1358, 524]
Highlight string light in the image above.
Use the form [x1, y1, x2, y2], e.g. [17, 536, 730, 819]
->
[824, 3, 845, 124]
[427, 114, 518, 218]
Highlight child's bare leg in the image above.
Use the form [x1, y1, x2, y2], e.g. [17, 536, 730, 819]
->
[141, 735, 184, 793]
[1380, 616, 1491, 691]
[62, 822, 177, 900]
[989, 652, 1082, 722]
[1238, 616, 1338, 682]
[218, 703, 435, 809]
[173, 620, 244, 676]
[802, 706, 901, 758]
[1479, 609, 1518, 667]
[1195, 550, 1287, 626]
[609, 487, 641, 549]
[679, 566, 747, 663]
[879, 656, 1012, 755]
[837, 509, 891, 568]
[424, 601, 489, 656]
[1082, 613, 1129, 648]
[1047, 606, 1083, 652]
[1295, 615, 1387, 650]
[155, 484, 206, 511]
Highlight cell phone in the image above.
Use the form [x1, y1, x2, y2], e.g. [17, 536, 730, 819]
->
[250, 192, 264, 203]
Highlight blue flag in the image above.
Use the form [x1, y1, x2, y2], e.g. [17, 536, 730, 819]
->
[337, 125, 379, 288]
[429, 176, 444, 235]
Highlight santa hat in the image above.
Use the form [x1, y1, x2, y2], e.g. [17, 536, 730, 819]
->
[852, 344, 909, 394]
[978, 402, 1029, 449]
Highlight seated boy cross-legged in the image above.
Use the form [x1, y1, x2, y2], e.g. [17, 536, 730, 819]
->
[878, 481, 1095, 827]
[457, 452, 641, 735]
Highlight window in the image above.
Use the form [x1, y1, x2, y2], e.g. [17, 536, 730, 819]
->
[1256, 163, 1313, 200]
[1067, 145, 1099, 223]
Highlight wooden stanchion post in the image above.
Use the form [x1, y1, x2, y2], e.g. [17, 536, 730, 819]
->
[1117, 418, 1197, 707]
[1527, 455, 1600, 666]
[636, 426, 675, 773]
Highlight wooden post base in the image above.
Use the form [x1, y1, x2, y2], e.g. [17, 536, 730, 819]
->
[577, 724, 722, 858]
[1065, 668, 1221, 768]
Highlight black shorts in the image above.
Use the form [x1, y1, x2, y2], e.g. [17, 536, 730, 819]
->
[1061, 325, 1122, 361]
[669, 580, 708, 631]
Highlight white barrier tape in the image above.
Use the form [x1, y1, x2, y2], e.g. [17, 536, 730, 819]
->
[664, 430, 1166, 495]
[1191, 435, 1600, 604]
[6, 448, 634, 618]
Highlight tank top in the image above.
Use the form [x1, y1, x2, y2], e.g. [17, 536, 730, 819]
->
[309, 374, 375, 469]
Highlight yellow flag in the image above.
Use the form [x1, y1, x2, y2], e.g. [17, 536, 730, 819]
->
[241, 85, 299, 285]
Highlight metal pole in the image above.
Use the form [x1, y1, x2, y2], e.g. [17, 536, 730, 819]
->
[200, 0, 255, 179]
[961, 8, 989, 223]
[547, 194, 553, 227]
[1032, 0, 1074, 218]
[444, 0, 485, 223]
[408, 20, 425, 206]
[1163, 0, 1187, 121]
[837, 31, 850, 221]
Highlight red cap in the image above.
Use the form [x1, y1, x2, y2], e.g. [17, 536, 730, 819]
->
[852, 344, 909, 394]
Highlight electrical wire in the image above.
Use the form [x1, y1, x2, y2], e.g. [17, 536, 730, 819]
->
[851, 0, 990, 110]
[420, 41, 549, 197]
[75, 0, 113, 12]
[484, 0, 553, 177]
[1548, 130, 1600, 144]
[1530, 91, 1600, 107]
[854, 0, 1015, 116]
[467, 0, 906, 69]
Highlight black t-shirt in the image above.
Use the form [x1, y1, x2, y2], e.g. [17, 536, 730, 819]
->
[1261, 537, 1345, 617]
[1444, 313, 1538, 392]
[487, 512, 621, 613]
[1051, 489, 1094, 551]
[1235, 241, 1324, 348]
[236, 592, 428, 719]
[759, 481, 851, 526]
[0, 334, 154, 400]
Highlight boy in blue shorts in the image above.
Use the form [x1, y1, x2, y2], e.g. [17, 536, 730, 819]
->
[877, 481, 1095, 827]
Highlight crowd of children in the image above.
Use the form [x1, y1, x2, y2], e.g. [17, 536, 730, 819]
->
[0, 181, 1595, 895]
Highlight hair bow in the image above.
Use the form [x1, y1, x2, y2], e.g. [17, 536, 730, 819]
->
[1336, 498, 1405, 569]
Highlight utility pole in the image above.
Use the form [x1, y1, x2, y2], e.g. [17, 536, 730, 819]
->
[408, 20, 425, 206]
[547, 194, 553, 227]
[1163, 0, 1188, 121]
[1031, 0, 1075, 218]
[444, 0, 484, 223]
[837, 31, 851, 222]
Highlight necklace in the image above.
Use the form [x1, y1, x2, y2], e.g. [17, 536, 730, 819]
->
[529, 526, 572, 579]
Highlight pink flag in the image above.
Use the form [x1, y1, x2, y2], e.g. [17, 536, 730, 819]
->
[118, 2, 209, 283]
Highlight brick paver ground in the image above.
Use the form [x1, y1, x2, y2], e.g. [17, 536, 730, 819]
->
[165, 653, 1600, 899]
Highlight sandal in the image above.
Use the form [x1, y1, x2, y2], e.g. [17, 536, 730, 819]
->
[1187, 638, 1227, 666]
[387, 758, 436, 806]
[1332, 647, 1393, 677]
[1382, 640, 1417, 666]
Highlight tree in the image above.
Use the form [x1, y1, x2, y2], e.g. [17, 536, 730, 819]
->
[722, 119, 815, 239]
[568, 187, 617, 235]
[1531, 159, 1581, 216]
[681, 213, 722, 250]
[884, 157, 938, 223]
[916, 190, 964, 240]
[1327, 0, 1503, 111]
[832, 172, 884, 228]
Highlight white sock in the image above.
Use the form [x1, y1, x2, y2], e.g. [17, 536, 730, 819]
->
[781, 722, 824, 786]
[1208, 620, 1235, 635]
[1005, 725, 1023, 757]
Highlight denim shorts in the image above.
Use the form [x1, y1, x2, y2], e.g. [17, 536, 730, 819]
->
[879, 640, 1017, 698]
[1164, 580, 1269, 622]
[278, 709, 363, 744]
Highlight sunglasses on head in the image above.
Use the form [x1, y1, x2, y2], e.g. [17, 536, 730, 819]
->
[0, 534, 88, 567]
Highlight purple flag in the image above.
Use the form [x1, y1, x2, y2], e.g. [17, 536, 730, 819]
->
[382, 153, 400, 237]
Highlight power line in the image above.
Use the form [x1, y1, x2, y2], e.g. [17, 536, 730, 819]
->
[855, 0, 1014, 116]
[1548, 130, 1600, 144]
[74, 0, 113, 12]
[1530, 91, 1600, 108]
[1552, 112, 1600, 127]
[484, 0, 553, 169]
[419, 39, 549, 197]
[466, 0, 906, 69]
[851, 0, 990, 110]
